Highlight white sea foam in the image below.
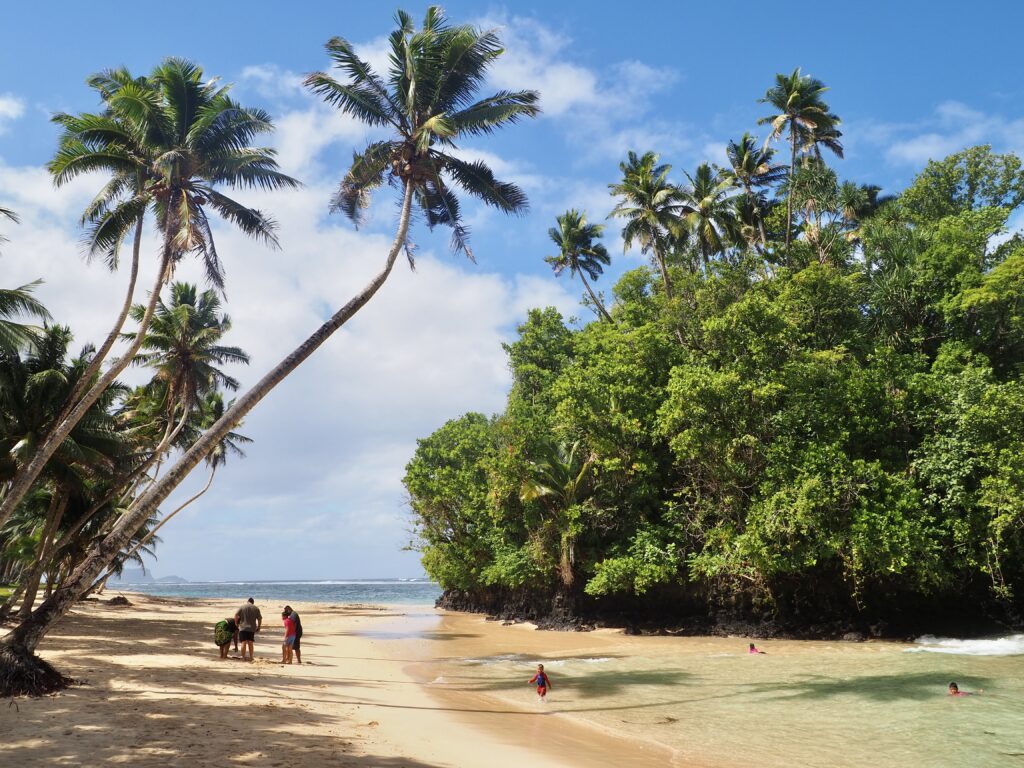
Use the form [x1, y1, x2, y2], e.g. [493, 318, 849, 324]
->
[906, 634, 1024, 656]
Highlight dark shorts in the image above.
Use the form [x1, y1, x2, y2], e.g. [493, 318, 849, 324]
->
[537, 686, 547, 696]
[239, 630, 255, 642]
[292, 635, 301, 651]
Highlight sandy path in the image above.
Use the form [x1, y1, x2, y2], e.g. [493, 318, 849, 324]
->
[1, 595, 670, 767]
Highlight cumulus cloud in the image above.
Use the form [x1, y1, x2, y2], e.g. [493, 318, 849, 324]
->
[0, 94, 24, 133]
[1, 13, 691, 579]
[860, 101, 1024, 166]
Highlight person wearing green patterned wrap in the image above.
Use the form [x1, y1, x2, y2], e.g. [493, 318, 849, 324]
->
[214, 617, 238, 659]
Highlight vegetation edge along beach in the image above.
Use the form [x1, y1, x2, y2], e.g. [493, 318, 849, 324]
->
[1, 2, 1022, 715]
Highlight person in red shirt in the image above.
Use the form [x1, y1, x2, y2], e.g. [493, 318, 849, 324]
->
[529, 663, 552, 702]
[281, 610, 297, 664]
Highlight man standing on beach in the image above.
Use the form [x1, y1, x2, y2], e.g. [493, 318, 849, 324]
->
[235, 597, 262, 661]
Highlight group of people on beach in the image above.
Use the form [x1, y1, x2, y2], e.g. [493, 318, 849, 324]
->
[213, 597, 303, 664]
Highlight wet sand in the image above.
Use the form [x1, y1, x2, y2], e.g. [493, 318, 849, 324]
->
[1, 595, 670, 767]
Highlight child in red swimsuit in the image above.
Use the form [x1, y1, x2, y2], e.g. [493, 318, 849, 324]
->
[529, 663, 552, 701]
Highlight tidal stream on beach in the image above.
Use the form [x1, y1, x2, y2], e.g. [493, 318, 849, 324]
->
[409, 613, 1024, 768]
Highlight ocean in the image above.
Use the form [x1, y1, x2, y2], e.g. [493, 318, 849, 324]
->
[110, 578, 442, 605]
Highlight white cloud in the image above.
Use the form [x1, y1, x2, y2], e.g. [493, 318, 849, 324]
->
[0, 133, 579, 581]
[0, 94, 24, 133]
[862, 101, 1024, 166]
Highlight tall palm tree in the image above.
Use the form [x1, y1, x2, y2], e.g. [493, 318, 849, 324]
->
[758, 68, 842, 248]
[546, 210, 614, 323]
[3, 7, 539, 680]
[724, 133, 787, 250]
[679, 163, 741, 271]
[609, 151, 687, 297]
[0, 60, 297, 534]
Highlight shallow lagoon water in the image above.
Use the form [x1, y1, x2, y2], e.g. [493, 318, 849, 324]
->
[420, 615, 1024, 768]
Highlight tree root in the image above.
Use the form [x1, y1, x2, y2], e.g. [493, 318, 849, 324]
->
[0, 643, 75, 697]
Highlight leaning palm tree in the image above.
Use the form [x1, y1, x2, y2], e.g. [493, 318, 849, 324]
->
[609, 151, 687, 297]
[679, 163, 741, 271]
[0, 59, 298, 534]
[758, 68, 842, 248]
[93, 393, 251, 589]
[724, 133, 787, 250]
[546, 210, 614, 323]
[2, 7, 539, 693]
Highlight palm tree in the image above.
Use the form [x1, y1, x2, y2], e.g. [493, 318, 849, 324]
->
[758, 68, 842, 248]
[839, 182, 894, 243]
[0, 206, 17, 253]
[2, 7, 539, 685]
[520, 440, 599, 593]
[609, 151, 687, 296]
[546, 210, 614, 323]
[679, 163, 741, 271]
[0, 328, 127, 620]
[724, 133, 787, 250]
[0, 282, 51, 354]
[94, 393, 251, 590]
[126, 283, 248, 452]
[0, 60, 298, 534]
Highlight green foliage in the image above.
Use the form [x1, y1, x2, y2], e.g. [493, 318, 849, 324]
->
[901, 146, 1024, 224]
[406, 91, 1024, 621]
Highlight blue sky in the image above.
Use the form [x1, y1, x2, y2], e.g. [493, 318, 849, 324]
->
[1, 1, 1023, 580]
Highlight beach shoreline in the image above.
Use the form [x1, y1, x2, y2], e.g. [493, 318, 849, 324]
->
[1, 593, 676, 767]
[6, 592, 1022, 767]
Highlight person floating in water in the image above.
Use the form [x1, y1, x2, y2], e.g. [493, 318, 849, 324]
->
[948, 681, 982, 696]
[529, 663, 552, 701]
[749, 643, 766, 654]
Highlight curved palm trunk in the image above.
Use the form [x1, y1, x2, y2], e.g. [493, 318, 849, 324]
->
[17, 491, 68, 620]
[0, 246, 172, 533]
[577, 272, 614, 324]
[3, 180, 414, 660]
[94, 464, 216, 589]
[63, 216, 145, 411]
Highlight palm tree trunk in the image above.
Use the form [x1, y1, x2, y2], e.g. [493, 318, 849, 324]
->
[17, 491, 68, 620]
[0, 581, 27, 623]
[63, 214, 145, 412]
[577, 272, 614, 324]
[94, 464, 216, 589]
[786, 122, 797, 251]
[3, 180, 414, 661]
[0, 246, 172, 533]
[654, 245, 673, 299]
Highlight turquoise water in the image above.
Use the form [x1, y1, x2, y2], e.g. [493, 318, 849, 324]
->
[420, 618, 1024, 768]
[114, 579, 441, 605]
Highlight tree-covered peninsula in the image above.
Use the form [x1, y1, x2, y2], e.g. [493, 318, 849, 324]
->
[406, 79, 1024, 636]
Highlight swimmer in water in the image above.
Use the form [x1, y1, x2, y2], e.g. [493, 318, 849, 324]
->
[749, 643, 766, 654]
[948, 681, 982, 696]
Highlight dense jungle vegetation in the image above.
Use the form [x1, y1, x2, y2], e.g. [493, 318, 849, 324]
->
[406, 81, 1024, 633]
